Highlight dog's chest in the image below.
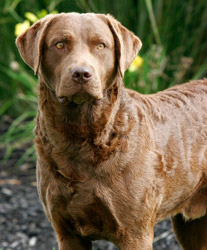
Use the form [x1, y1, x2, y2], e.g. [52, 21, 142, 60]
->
[45, 144, 139, 239]
[45, 170, 124, 239]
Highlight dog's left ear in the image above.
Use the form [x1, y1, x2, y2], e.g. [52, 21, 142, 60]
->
[16, 14, 55, 75]
[107, 14, 142, 78]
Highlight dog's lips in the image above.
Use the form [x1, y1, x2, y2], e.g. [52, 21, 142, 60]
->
[71, 92, 91, 104]
[57, 91, 102, 105]
[57, 96, 66, 103]
[71, 91, 102, 104]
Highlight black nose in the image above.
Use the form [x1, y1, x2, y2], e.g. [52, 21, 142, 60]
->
[71, 67, 92, 83]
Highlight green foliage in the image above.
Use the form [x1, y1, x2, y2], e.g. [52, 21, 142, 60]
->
[125, 45, 168, 94]
[1, 111, 36, 164]
[0, 0, 207, 164]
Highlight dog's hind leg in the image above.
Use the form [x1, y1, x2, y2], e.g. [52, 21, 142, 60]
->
[171, 213, 207, 250]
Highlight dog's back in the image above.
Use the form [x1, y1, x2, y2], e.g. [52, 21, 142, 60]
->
[128, 79, 207, 222]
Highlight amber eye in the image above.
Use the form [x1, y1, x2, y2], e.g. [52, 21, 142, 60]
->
[56, 42, 64, 49]
[97, 43, 105, 50]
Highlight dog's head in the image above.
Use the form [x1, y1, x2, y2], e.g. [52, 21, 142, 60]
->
[16, 13, 142, 104]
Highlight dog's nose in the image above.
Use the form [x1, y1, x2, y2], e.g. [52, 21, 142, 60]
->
[71, 67, 92, 83]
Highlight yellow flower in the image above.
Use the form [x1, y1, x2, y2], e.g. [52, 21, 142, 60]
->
[14, 10, 59, 37]
[37, 9, 48, 19]
[25, 12, 38, 23]
[128, 55, 144, 72]
[15, 20, 30, 36]
[51, 10, 58, 15]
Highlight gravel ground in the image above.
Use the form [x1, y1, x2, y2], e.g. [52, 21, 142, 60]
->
[0, 118, 181, 250]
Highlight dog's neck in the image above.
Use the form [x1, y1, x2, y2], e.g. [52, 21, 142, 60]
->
[37, 78, 124, 145]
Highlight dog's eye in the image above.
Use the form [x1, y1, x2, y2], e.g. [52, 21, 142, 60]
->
[56, 42, 64, 49]
[97, 43, 105, 50]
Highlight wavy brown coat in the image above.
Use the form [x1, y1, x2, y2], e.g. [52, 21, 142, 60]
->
[16, 13, 207, 250]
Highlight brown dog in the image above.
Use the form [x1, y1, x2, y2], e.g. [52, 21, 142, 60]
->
[16, 13, 207, 250]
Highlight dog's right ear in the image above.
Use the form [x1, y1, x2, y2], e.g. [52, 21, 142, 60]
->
[16, 14, 55, 75]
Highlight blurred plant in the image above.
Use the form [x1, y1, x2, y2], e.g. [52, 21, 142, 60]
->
[15, 20, 30, 36]
[0, 6, 59, 165]
[128, 55, 144, 72]
[0, 62, 38, 165]
[0, 112, 36, 165]
[15, 10, 58, 36]
[0, 62, 37, 116]
[173, 57, 193, 85]
[125, 45, 168, 94]
[144, 0, 161, 45]
[0, 1, 61, 118]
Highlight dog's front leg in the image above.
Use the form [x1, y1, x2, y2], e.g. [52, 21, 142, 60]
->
[56, 233, 92, 250]
[51, 221, 92, 250]
[117, 230, 154, 250]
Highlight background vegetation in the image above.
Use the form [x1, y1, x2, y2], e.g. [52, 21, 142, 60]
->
[0, 0, 207, 163]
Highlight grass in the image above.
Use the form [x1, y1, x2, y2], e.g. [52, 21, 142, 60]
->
[0, 0, 207, 165]
[1, 111, 36, 164]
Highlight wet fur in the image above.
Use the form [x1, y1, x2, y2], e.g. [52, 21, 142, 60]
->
[16, 13, 207, 250]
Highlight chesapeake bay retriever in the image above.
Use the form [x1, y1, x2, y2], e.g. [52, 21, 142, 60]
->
[16, 13, 207, 250]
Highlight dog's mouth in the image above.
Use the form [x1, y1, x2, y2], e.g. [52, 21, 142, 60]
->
[57, 91, 101, 105]
[71, 91, 95, 104]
